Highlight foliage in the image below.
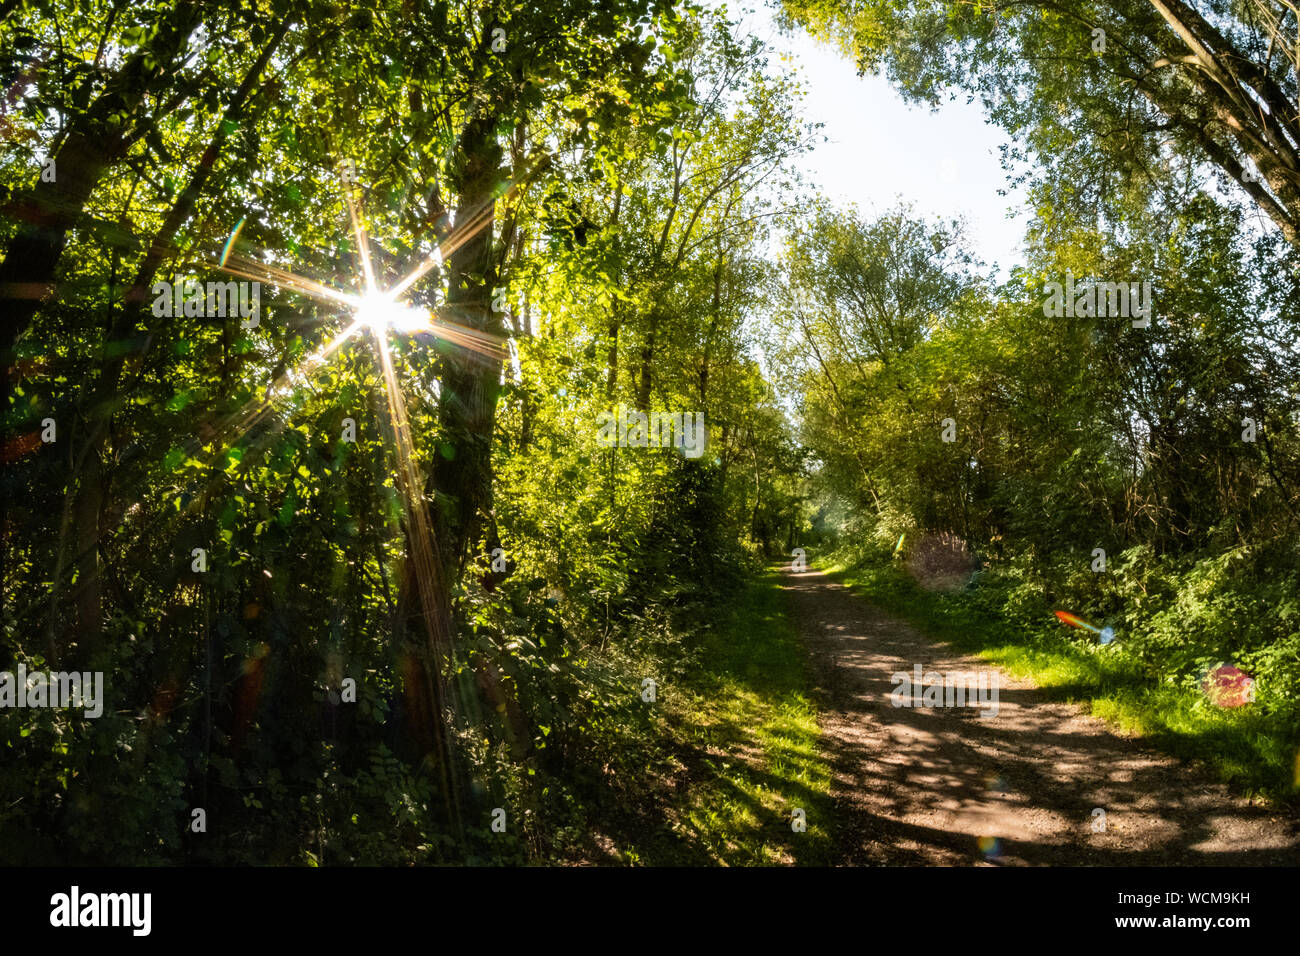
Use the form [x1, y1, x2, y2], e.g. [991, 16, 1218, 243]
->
[0, 0, 810, 863]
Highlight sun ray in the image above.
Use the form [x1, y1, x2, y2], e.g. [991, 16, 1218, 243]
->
[388, 183, 518, 299]
[210, 251, 358, 308]
[5, 314, 373, 631]
[370, 312, 464, 834]
[13, 185, 506, 673]
[344, 185, 378, 296]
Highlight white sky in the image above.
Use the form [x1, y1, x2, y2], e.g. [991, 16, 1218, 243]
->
[728, 1, 1031, 281]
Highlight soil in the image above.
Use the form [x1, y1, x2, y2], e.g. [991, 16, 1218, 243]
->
[782, 568, 1300, 866]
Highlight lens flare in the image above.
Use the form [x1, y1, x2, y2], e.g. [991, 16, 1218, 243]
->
[1055, 611, 1119, 644]
[219, 216, 246, 268]
[1054, 610, 1095, 631]
[1201, 664, 1255, 708]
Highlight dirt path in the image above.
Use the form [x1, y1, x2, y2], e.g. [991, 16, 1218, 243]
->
[783, 568, 1300, 866]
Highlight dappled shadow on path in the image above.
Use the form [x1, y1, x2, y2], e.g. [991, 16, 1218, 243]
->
[783, 569, 1300, 866]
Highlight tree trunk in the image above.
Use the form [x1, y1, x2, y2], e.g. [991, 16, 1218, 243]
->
[433, 110, 505, 572]
[637, 314, 656, 409]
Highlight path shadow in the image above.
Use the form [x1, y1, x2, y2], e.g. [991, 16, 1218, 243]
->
[781, 569, 1300, 867]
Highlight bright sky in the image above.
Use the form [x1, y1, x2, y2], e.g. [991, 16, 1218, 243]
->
[729, 1, 1031, 282]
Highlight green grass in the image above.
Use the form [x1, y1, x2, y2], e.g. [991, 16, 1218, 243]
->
[643, 568, 836, 865]
[822, 554, 1300, 807]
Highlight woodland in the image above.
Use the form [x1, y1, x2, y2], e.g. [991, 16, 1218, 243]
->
[1, 0, 1297, 865]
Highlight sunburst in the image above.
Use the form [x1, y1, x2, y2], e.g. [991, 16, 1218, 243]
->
[200, 177, 514, 832]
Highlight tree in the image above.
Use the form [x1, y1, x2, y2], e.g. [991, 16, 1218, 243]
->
[778, 0, 1300, 244]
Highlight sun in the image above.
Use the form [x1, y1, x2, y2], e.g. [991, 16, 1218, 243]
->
[355, 291, 432, 335]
